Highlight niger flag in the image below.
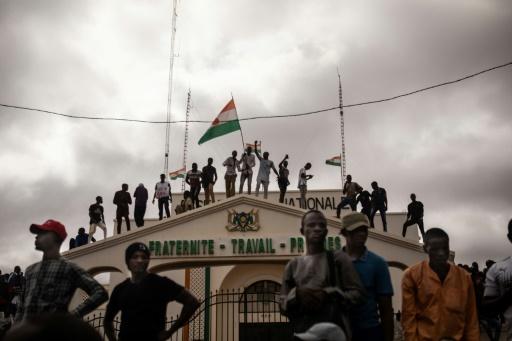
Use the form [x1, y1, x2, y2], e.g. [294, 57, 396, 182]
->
[198, 99, 241, 145]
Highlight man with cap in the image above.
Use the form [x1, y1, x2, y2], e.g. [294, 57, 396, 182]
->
[280, 210, 365, 338]
[339, 212, 394, 341]
[14, 220, 108, 323]
[294, 322, 346, 341]
[104, 242, 200, 341]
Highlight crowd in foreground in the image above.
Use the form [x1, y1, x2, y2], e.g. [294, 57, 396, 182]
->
[1, 215, 511, 341]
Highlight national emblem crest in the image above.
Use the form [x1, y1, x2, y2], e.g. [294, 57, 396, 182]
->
[225, 209, 260, 232]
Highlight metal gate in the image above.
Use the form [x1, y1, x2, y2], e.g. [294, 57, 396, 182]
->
[85, 282, 292, 341]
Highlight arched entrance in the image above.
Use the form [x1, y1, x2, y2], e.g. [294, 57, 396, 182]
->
[238, 280, 292, 341]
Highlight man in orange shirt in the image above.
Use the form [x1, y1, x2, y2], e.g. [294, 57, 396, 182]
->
[401, 228, 479, 341]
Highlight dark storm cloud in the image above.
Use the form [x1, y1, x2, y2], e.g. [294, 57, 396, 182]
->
[0, 0, 511, 272]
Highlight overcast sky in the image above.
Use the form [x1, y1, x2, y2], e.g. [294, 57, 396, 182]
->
[0, 0, 511, 273]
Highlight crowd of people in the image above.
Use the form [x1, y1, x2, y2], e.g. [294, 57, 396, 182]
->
[281, 213, 512, 341]
[71, 143, 426, 249]
[1, 220, 199, 340]
[1, 211, 511, 340]
[68, 142, 319, 246]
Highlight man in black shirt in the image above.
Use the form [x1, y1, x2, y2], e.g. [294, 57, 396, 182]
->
[88, 196, 107, 242]
[104, 243, 200, 341]
[202, 158, 217, 205]
[402, 193, 425, 239]
[356, 190, 372, 221]
[369, 181, 388, 232]
[133, 184, 148, 227]
[113, 184, 132, 234]
[277, 154, 290, 203]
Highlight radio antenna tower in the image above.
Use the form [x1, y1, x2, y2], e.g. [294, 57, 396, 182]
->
[181, 89, 192, 191]
[163, 0, 179, 176]
[337, 69, 347, 189]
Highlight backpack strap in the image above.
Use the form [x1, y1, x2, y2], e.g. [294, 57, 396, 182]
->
[326, 250, 337, 287]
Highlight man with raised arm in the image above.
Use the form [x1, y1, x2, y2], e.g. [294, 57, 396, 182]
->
[277, 154, 290, 203]
[238, 146, 256, 194]
[254, 140, 278, 199]
[298, 162, 313, 209]
[223, 151, 238, 198]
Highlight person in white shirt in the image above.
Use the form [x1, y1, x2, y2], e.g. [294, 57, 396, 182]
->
[298, 163, 313, 209]
[222, 151, 238, 198]
[253, 140, 278, 199]
[483, 219, 512, 341]
[238, 146, 256, 195]
[152, 174, 172, 220]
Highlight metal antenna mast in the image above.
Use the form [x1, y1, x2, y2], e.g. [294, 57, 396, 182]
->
[163, 0, 179, 175]
[181, 89, 192, 192]
[337, 69, 347, 189]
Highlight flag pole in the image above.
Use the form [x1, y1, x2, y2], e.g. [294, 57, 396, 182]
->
[337, 68, 347, 190]
[232, 93, 246, 151]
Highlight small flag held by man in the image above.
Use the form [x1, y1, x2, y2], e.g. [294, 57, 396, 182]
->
[245, 141, 261, 153]
[325, 155, 342, 166]
[198, 99, 241, 145]
[169, 167, 186, 180]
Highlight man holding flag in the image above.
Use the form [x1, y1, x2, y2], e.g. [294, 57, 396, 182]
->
[238, 145, 256, 194]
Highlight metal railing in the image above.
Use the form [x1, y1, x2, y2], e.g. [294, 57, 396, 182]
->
[85, 288, 291, 341]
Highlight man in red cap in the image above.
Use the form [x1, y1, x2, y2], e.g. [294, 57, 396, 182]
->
[13, 219, 108, 324]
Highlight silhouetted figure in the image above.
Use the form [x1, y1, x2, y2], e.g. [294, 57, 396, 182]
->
[277, 154, 290, 203]
[356, 190, 372, 221]
[104, 243, 200, 341]
[238, 146, 256, 194]
[75, 227, 89, 247]
[7, 266, 24, 318]
[223, 151, 238, 198]
[114, 183, 132, 234]
[88, 196, 107, 242]
[280, 210, 365, 337]
[369, 181, 387, 232]
[298, 163, 313, 209]
[133, 183, 148, 227]
[186, 163, 202, 208]
[153, 174, 171, 220]
[254, 140, 278, 199]
[69, 238, 76, 250]
[402, 193, 425, 239]
[336, 175, 363, 218]
[202, 158, 217, 205]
